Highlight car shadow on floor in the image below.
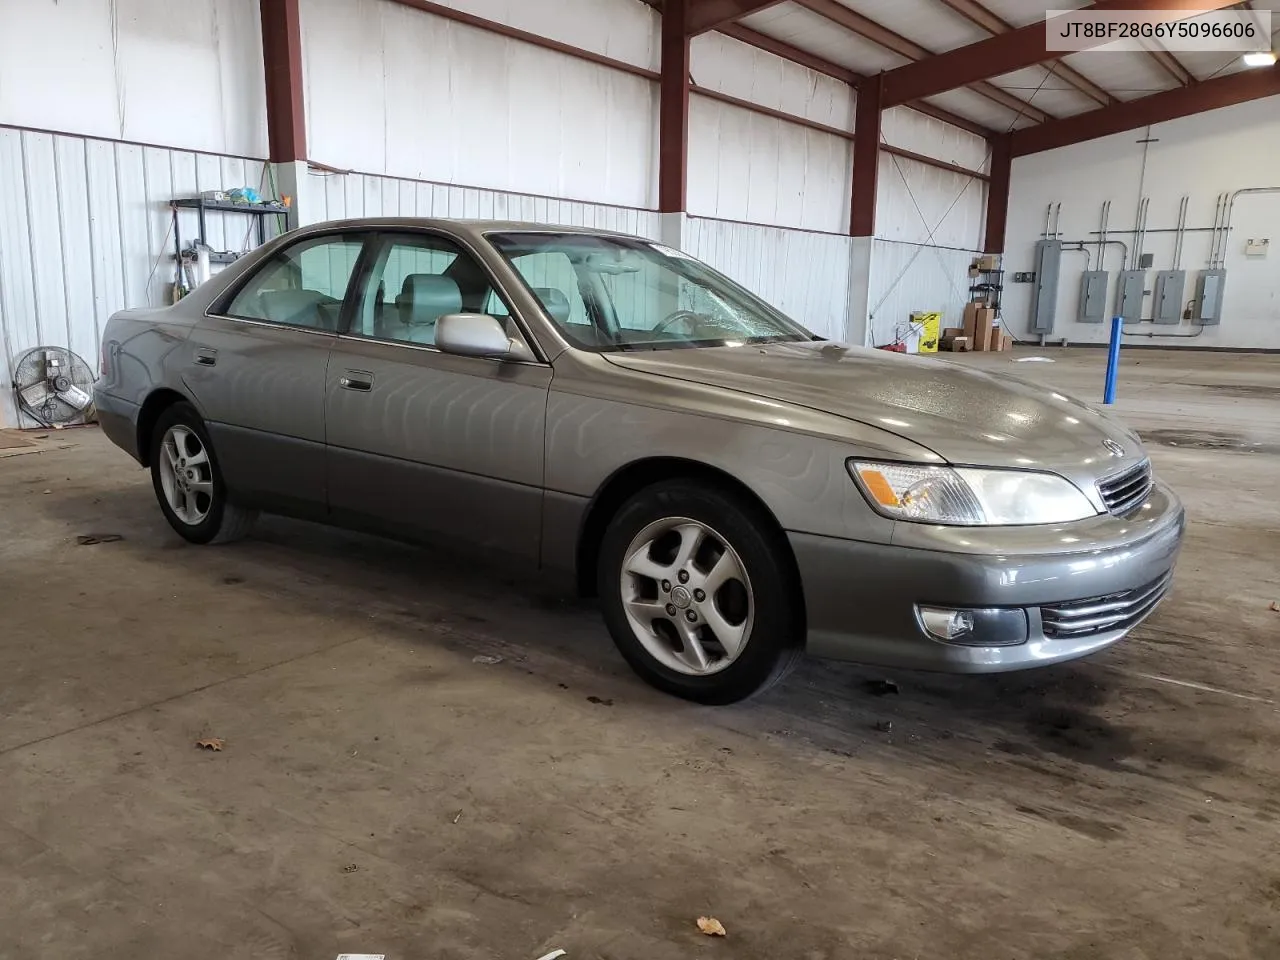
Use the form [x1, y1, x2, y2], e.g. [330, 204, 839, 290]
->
[50, 484, 1235, 795]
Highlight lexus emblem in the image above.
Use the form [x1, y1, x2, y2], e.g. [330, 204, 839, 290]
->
[1102, 438, 1125, 458]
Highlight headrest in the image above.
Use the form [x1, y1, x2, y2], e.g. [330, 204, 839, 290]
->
[398, 274, 462, 326]
[531, 287, 571, 324]
[258, 289, 330, 328]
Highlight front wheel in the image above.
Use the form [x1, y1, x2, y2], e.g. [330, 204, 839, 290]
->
[150, 402, 257, 544]
[598, 481, 804, 704]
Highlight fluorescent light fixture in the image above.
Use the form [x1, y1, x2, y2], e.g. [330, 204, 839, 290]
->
[1242, 51, 1277, 67]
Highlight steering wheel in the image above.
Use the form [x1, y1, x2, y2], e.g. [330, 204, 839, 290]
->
[651, 310, 708, 337]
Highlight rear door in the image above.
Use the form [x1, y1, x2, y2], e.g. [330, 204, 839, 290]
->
[186, 231, 367, 514]
[324, 229, 552, 561]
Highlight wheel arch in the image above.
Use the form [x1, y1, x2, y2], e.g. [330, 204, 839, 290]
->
[136, 388, 194, 467]
[575, 457, 804, 618]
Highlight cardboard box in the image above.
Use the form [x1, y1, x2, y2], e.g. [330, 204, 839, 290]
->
[989, 326, 1003, 351]
[940, 335, 970, 352]
[943, 327, 964, 339]
[964, 303, 995, 351]
[975, 254, 1000, 271]
[1002, 335, 1013, 351]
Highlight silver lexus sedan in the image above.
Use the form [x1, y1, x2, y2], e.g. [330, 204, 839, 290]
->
[94, 218, 1184, 704]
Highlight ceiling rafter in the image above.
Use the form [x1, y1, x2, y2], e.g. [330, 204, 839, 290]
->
[878, 0, 1242, 108]
[792, 0, 1054, 124]
[686, 0, 790, 34]
[641, 0, 997, 136]
[932, 0, 1115, 106]
[1009, 62, 1280, 155]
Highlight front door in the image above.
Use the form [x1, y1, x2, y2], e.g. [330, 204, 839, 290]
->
[324, 230, 552, 561]
[185, 231, 366, 514]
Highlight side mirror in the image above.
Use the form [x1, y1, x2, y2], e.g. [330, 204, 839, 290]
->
[435, 313, 523, 359]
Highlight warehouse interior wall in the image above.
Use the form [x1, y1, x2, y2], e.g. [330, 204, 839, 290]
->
[0, 0, 994, 426]
[1004, 94, 1280, 350]
[0, 0, 268, 158]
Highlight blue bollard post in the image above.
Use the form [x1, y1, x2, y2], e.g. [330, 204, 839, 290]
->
[1103, 315, 1122, 405]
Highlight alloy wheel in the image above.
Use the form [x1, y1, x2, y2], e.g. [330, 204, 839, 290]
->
[157, 424, 214, 526]
[619, 516, 755, 676]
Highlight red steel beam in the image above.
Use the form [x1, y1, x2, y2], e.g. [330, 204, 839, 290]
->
[1147, 47, 1196, 86]
[794, 0, 1052, 124]
[882, 143, 989, 182]
[932, 0, 1115, 107]
[260, 0, 307, 162]
[719, 22, 860, 84]
[850, 73, 883, 237]
[687, 0, 789, 34]
[1010, 64, 1280, 156]
[718, 22, 993, 136]
[386, 0, 659, 80]
[693, 86, 990, 180]
[881, 0, 1241, 108]
[659, 0, 692, 212]
[984, 133, 1011, 252]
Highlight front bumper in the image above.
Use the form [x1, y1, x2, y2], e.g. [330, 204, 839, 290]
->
[790, 480, 1185, 673]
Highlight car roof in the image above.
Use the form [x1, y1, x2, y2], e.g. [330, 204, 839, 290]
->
[293, 217, 638, 242]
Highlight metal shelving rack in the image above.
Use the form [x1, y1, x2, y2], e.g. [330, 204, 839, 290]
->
[171, 197, 289, 266]
[969, 268, 1004, 317]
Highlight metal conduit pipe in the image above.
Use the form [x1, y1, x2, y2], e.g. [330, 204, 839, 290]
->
[1220, 186, 1280, 268]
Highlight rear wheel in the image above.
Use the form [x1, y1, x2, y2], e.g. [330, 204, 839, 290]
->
[598, 480, 804, 704]
[150, 402, 256, 544]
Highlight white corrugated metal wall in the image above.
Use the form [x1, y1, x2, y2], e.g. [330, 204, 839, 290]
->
[0, 0, 992, 426]
[0, 127, 270, 425]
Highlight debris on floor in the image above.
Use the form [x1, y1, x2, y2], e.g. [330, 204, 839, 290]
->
[586, 696, 614, 706]
[195, 737, 225, 751]
[864, 679, 899, 696]
[696, 916, 727, 937]
[341, 863, 359, 874]
[75, 533, 123, 545]
[1270, 601, 1279, 612]
[472, 654, 504, 664]
[1012, 356, 1055, 362]
[335, 954, 385, 960]
[873, 720, 893, 734]
[532, 950, 567, 960]
[452, 809, 463, 824]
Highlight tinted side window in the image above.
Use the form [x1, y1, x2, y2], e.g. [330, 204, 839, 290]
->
[224, 235, 363, 331]
[351, 233, 528, 349]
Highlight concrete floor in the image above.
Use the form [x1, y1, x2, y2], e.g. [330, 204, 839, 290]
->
[1, 347, 1278, 960]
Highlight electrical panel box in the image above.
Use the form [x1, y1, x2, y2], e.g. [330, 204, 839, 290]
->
[1152, 270, 1186, 324]
[1115, 270, 1145, 323]
[1078, 270, 1108, 323]
[1138, 253, 1154, 269]
[1029, 240, 1062, 334]
[1197, 269, 1227, 324]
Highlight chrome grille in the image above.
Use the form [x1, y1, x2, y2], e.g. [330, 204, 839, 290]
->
[1040, 571, 1173, 639]
[1097, 459, 1153, 516]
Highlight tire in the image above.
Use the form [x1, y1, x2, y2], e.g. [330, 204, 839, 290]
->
[598, 480, 804, 704]
[149, 401, 257, 545]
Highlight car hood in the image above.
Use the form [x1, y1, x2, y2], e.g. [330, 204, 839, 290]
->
[602, 340, 1144, 477]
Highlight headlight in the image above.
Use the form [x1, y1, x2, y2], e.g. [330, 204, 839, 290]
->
[848, 461, 1098, 526]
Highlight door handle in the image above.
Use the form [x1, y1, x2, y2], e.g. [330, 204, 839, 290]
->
[194, 349, 217, 367]
[339, 370, 374, 392]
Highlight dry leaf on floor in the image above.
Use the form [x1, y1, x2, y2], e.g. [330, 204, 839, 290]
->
[195, 738, 225, 751]
[697, 916, 727, 937]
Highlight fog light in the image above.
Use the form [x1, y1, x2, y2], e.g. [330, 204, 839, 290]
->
[917, 606, 1028, 646]
[920, 607, 975, 640]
